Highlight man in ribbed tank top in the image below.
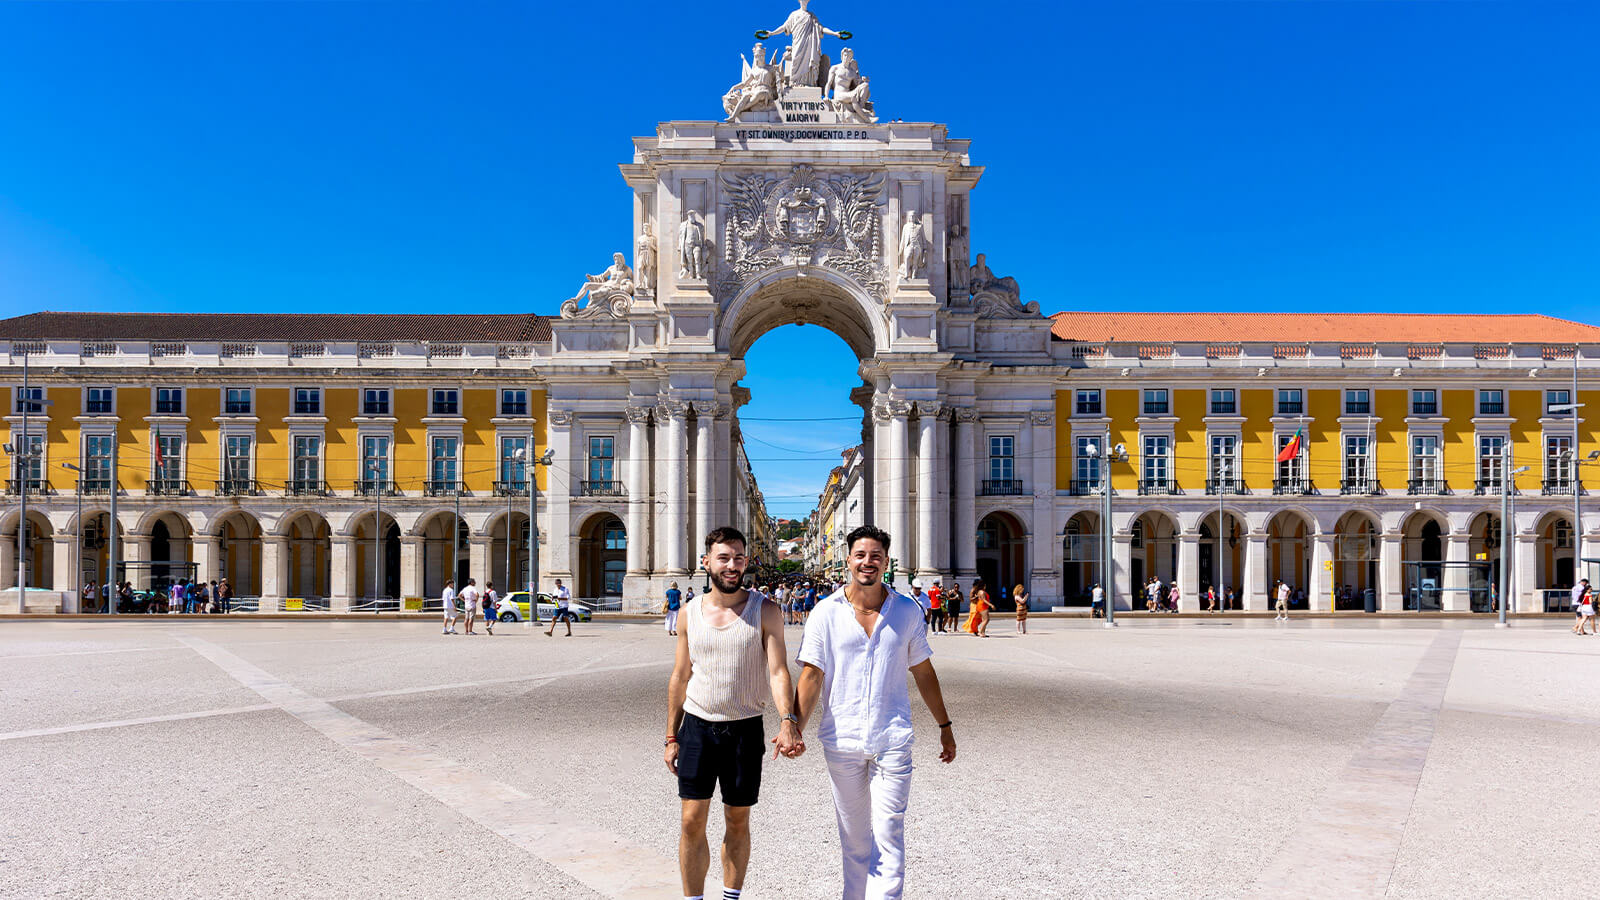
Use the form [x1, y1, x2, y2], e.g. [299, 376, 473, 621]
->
[664, 526, 804, 900]
[795, 525, 956, 900]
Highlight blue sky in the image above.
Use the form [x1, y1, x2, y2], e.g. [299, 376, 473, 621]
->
[3, 1, 1597, 517]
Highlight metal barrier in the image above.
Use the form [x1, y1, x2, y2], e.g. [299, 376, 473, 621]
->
[347, 597, 403, 613]
[1543, 589, 1575, 613]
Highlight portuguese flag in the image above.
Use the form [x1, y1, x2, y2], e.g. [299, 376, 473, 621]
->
[153, 427, 164, 468]
[1276, 426, 1304, 463]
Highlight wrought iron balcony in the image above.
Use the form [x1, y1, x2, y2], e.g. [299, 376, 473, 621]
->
[145, 478, 192, 496]
[286, 479, 332, 497]
[1406, 478, 1452, 496]
[214, 478, 261, 497]
[1473, 478, 1518, 496]
[1137, 478, 1180, 496]
[980, 479, 1025, 496]
[1205, 478, 1247, 496]
[494, 480, 530, 497]
[1340, 478, 1383, 496]
[1067, 479, 1102, 496]
[1541, 478, 1584, 497]
[581, 480, 625, 497]
[423, 480, 460, 497]
[77, 479, 113, 495]
[353, 479, 398, 497]
[5, 479, 53, 496]
[1272, 479, 1317, 496]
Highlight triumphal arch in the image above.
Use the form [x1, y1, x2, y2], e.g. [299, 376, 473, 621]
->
[546, 1, 1059, 605]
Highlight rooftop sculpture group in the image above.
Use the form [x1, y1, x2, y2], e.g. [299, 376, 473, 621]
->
[723, 0, 875, 125]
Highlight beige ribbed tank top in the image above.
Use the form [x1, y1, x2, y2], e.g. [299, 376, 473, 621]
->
[683, 591, 768, 722]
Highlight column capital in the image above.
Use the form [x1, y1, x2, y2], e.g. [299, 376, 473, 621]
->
[656, 400, 689, 421]
[1030, 411, 1053, 426]
[692, 400, 725, 420]
[915, 400, 943, 419]
[886, 400, 914, 419]
[548, 409, 575, 427]
[625, 405, 653, 425]
[952, 405, 980, 424]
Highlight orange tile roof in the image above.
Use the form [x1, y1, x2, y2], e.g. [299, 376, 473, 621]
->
[1048, 312, 1600, 344]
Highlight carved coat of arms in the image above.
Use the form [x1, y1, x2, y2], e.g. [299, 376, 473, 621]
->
[719, 164, 886, 300]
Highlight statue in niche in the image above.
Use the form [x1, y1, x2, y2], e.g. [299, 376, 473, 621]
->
[897, 211, 927, 279]
[723, 43, 779, 121]
[679, 209, 710, 280]
[824, 47, 876, 124]
[635, 222, 657, 295]
[561, 252, 634, 319]
[758, 0, 850, 89]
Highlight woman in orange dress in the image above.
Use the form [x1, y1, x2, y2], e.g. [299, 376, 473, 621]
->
[1013, 584, 1029, 634]
[964, 580, 992, 636]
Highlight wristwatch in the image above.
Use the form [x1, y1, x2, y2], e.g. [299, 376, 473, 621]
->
[782, 713, 801, 728]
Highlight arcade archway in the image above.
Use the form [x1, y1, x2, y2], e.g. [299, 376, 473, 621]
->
[577, 513, 625, 601]
[976, 511, 1026, 610]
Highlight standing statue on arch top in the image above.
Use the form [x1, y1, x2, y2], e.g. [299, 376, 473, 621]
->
[757, 0, 852, 90]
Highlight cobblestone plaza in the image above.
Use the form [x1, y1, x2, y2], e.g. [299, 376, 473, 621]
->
[2, 617, 1596, 899]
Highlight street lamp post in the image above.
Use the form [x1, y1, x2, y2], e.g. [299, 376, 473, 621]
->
[366, 459, 383, 610]
[1499, 457, 1531, 628]
[62, 463, 83, 611]
[1086, 435, 1127, 627]
[515, 446, 553, 629]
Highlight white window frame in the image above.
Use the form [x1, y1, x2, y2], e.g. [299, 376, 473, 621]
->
[499, 387, 531, 418]
[1476, 433, 1507, 491]
[291, 432, 325, 491]
[1477, 388, 1507, 417]
[1208, 433, 1240, 487]
[1208, 388, 1238, 417]
[1410, 388, 1440, 417]
[1275, 431, 1307, 488]
[291, 386, 324, 417]
[221, 432, 255, 485]
[12, 386, 46, 415]
[358, 429, 395, 489]
[1073, 388, 1102, 417]
[81, 430, 115, 489]
[1343, 388, 1372, 417]
[359, 386, 392, 417]
[1410, 433, 1443, 488]
[83, 386, 116, 416]
[1546, 388, 1573, 417]
[1073, 435, 1102, 491]
[430, 387, 462, 417]
[1545, 434, 1574, 488]
[1276, 388, 1305, 417]
[150, 428, 185, 484]
[222, 386, 254, 416]
[429, 432, 462, 492]
[1140, 387, 1171, 417]
[1342, 432, 1374, 492]
[1141, 433, 1171, 487]
[153, 387, 185, 416]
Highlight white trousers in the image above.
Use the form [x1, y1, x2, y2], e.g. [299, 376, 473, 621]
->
[823, 745, 914, 900]
[664, 609, 679, 633]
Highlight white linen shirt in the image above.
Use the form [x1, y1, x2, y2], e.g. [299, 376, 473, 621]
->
[798, 586, 933, 756]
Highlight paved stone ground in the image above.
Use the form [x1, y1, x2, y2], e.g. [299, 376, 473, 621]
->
[1, 617, 1596, 899]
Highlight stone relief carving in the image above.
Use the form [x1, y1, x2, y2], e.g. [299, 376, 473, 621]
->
[886, 400, 914, 418]
[967, 252, 1041, 318]
[723, 43, 780, 121]
[656, 400, 689, 421]
[560, 252, 635, 319]
[634, 223, 657, 297]
[871, 401, 893, 423]
[720, 163, 886, 299]
[1030, 412, 1052, 426]
[679, 210, 710, 281]
[953, 406, 981, 424]
[825, 47, 875, 124]
[897, 210, 928, 280]
[915, 400, 943, 418]
[692, 400, 726, 419]
[624, 405, 654, 425]
[548, 410, 575, 426]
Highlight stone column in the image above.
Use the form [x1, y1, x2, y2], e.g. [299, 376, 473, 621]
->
[1111, 533, 1133, 612]
[1178, 534, 1200, 611]
[693, 402, 718, 553]
[468, 537, 491, 591]
[0, 539, 14, 591]
[400, 535, 423, 601]
[197, 536, 222, 586]
[659, 401, 689, 574]
[1029, 410, 1057, 603]
[850, 387, 876, 523]
[625, 406, 652, 575]
[1514, 531, 1538, 613]
[1243, 533, 1268, 611]
[953, 406, 979, 578]
[932, 407, 952, 577]
[1443, 533, 1472, 612]
[886, 402, 912, 574]
[915, 402, 940, 582]
[1379, 533, 1404, 612]
[547, 410, 575, 582]
[1311, 533, 1336, 612]
[260, 536, 288, 612]
[53, 535, 79, 610]
[330, 536, 357, 610]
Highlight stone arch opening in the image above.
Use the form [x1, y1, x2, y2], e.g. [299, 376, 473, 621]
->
[146, 511, 193, 595]
[576, 512, 625, 601]
[0, 510, 55, 592]
[1401, 510, 1448, 611]
[352, 511, 402, 601]
[1534, 511, 1576, 593]
[1333, 510, 1380, 611]
[414, 509, 468, 597]
[722, 266, 888, 361]
[1129, 511, 1178, 603]
[1196, 510, 1245, 607]
[281, 511, 331, 601]
[213, 510, 263, 597]
[975, 510, 1026, 610]
[1266, 511, 1313, 609]
[1061, 511, 1100, 605]
[484, 510, 532, 597]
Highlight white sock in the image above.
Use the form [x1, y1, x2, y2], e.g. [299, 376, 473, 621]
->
[685, 895, 704, 900]
[724, 890, 742, 900]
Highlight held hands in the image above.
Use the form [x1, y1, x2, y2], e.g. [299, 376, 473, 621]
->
[771, 720, 806, 760]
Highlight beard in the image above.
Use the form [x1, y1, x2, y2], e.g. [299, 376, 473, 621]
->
[709, 570, 744, 594]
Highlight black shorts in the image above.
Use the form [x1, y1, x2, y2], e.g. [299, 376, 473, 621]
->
[676, 712, 764, 807]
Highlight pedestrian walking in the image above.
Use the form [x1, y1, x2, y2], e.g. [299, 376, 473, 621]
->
[944, 583, 962, 633]
[219, 578, 233, 614]
[1167, 583, 1180, 614]
[794, 525, 956, 900]
[1205, 585, 1217, 612]
[1091, 582, 1105, 618]
[1572, 579, 1593, 635]
[1275, 581, 1291, 621]
[1013, 584, 1029, 634]
[964, 580, 991, 637]
[664, 581, 682, 636]
[927, 581, 944, 633]
[441, 579, 458, 634]
[1225, 585, 1236, 611]
[459, 578, 480, 635]
[910, 581, 929, 627]
[482, 582, 498, 635]
[545, 578, 575, 637]
[664, 527, 801, 900]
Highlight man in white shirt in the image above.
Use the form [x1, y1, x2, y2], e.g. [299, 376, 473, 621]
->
[795, 525, 956, 900]
[440, 579, 458, 635]
[459, 578, 481, 635]
[1275, 581, 1292, 621]
[545, 578, 575, 637]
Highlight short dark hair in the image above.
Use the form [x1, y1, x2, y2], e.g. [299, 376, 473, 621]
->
[704, 526, 748, 554]
[845, 525, 891, 554]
